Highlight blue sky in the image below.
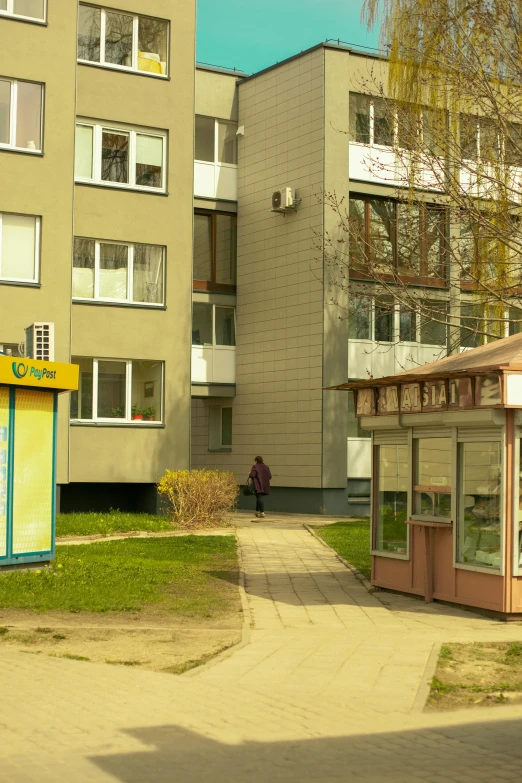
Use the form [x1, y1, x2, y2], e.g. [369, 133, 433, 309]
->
[196, 0, 380, 75]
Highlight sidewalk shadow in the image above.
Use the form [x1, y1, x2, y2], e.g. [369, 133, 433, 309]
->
[90, 715, 522, 782]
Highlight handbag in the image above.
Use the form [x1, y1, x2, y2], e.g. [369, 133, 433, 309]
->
[243, 477, 256, 496]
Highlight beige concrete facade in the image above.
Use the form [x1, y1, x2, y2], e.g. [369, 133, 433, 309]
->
[0, 1, 196, 508]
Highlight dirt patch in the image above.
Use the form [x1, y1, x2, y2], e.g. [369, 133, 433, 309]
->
[0, 605, 242, 674]
[427, 642, 522, 711]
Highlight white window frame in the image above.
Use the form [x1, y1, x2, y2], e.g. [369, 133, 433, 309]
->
[0, 212, 40, 283]
[195, 116, 238, 168]
[71, 357, 164, 424]
[0, 0, 46, 22]
[72, 237, 165, 306]
[77, 4, 169, 78]
[75, 120, 167, 192]
[0, 78, 44, 154]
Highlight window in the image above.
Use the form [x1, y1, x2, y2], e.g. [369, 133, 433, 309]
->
[208, 405, 233, 450]
[75, 122, 166, 191]
[350, 94, 393, 147]
[195, 116, 238, 165]
[413, 437, 452, 520]
[347, 391, 371, 438]
[0, 0, 45, 21]
[375, 445, 408, 553]
[460, 115, 501, 162]
[457, 441, 501, 568]
[349, 196, 447, 282]
[78, 5, 169, 77]
[70, 357, 163, 423]
[72, 238, 164, 305]
[194, 210, 237, 289]
[192, 303, 236, 347]
[348, 294, 448, 347]
[0, 78, 43, 152]
[0, 213, 39, 283]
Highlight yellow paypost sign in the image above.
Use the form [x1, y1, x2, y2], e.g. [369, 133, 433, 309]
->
[0, 355, 79, 392]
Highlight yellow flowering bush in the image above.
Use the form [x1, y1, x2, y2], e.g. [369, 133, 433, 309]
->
[157, 469, 239, 529]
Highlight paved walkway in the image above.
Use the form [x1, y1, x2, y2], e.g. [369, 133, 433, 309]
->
[3, 516, 522, 781]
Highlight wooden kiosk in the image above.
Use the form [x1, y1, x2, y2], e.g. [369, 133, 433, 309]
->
[0, 354, 78, 570]
[337, 332, 522, 618]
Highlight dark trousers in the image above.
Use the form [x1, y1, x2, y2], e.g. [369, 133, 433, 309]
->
[256, 492, 266, 513]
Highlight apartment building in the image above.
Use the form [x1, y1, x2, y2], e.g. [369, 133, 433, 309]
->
[191, 42, 477, 515]
[0, 0, 196, 511]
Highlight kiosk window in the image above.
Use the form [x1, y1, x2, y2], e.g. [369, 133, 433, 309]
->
[375, 445, 408, 554]
[413, 438, 452, 519]
[458, 442, 501, 568]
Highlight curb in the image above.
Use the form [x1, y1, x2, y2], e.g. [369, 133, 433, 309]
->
[182, 532, 252, 677]
[56, 529, 234, 546]
[303, 523, 377, 596]
[412, 641, 441, 713]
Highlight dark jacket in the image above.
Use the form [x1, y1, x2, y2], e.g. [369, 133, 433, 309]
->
[249, 463, 272, 494]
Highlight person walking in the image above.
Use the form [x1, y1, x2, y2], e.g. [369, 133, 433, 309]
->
[249, 456, 272, 519]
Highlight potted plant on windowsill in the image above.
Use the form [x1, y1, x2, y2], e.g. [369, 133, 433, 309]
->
[142, 405, 156, 422]
[111, 406, 125, 419]
[132, 404, 143, 421]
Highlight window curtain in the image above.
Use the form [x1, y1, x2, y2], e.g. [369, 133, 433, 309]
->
[133, 245, 164, 303]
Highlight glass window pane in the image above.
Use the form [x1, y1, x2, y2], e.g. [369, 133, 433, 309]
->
[1, 214, 36, 281]
[0, 0, 6, 9]
[349, 198, 366, 269]
[413, 438, 452, 518]
[399, 307, 417, 342]
[349, 93, 371, 144]
[348, 391, 370, 438]
[425, 207, 446, 277]
[509, 306, 522, 336]
[138, 17, 168, 75]
[78, 5, 101, 62]
[15, 81, 42, 151]
[369, 200, 394, 268]
[397, 103, 419, 150]
[479, 118, 500, 162]
[13, 0, 44, 17]
[195, 116, 215, 162]
[397, 203, 420, 275]
[376, 445, 408, 553]
[374, 98, 393, 146]
[105, 11, 133, 67]
[215, 214, 236, 285]
[133, 244, 164, 303]
[423, 108, 446, 157]
[72, 238, 95, 298]
[0, 81, 11, 145]
[131, 360, 162, 422]
[221, 407, 232, 446]
[458, 442, 501, 568]
[215, 307, 235, 346]
[375, 298, 393, 342]
[193, 214, 212, 281]
[97, 360, 126, 419]
[217, 122, 237, 164]
[348, 294, 371, 339]
[75, 124, 93, 179]
[460, 302, 482, 348]
[70, 358, 93, 420]
[506, 123, 522, 166]
[461, 114, 478, 160]
[102, 130, 129, 183]
[420, 303, 447, 346]
[136, 134, 163, 188]
[192, 303, 213, 346]
[99, 243, 128, 300]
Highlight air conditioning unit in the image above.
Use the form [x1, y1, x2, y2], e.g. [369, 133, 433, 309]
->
[272, 187, 294, 210]
[25, 322, 54, 362]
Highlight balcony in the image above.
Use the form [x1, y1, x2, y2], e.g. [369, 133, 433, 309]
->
[195, 116, 238, 201]
[194, 161, 237, 201]
[191, 345, 235, 385]
[191, 301, 236, 395]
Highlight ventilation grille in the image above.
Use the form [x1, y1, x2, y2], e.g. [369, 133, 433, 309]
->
[25, 323, 54, 362]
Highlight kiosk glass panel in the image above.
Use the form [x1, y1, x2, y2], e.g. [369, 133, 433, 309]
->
[375, 445, 408, 553]
[413, 438, 452, 519]
[458, 442, 501, 568]
[0, 388, 9, 557]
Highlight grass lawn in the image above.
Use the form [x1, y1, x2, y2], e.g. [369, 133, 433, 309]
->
[428, 641, 522, 711]
[0, 536, 238, 615]
[56, 510, 174, 537]
[313, 520, 371, 579]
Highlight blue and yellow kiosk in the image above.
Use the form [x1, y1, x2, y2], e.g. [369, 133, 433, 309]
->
[0, 355, 78, 569]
